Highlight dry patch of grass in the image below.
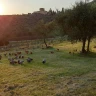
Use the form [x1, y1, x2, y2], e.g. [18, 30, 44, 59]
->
[0, 41, 96, 96]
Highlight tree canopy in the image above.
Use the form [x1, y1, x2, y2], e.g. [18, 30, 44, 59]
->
[56, 1, 96, 53]
[34, 20, 55, 48]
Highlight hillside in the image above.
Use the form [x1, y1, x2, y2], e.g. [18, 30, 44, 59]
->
[0, 11, 55, 45]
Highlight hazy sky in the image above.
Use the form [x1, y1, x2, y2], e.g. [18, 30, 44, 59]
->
[0, 0, 93, 15]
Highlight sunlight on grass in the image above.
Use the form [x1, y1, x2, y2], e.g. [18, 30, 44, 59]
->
[0, 41, 96, 95]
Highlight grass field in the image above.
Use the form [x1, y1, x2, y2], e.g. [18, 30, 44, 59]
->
[0, 41, 96, 96]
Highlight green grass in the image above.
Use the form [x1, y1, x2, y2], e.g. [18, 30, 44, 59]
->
[0, 41, 96, 96]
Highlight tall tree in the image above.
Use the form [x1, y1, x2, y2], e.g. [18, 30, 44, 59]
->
[34, 20, 54, 48]
[56, 9, 70, 36]
[56, 1, 96, 53]
[68, 1, 96, 53]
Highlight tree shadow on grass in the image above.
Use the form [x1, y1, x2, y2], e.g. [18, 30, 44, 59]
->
[77, 52, 96, 58]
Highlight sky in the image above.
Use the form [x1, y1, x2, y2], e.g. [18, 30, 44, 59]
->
[0, 0, 93, 15]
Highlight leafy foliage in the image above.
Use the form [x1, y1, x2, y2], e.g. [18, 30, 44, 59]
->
[34, 20, 55, 48]
[56, 1, 96, 53]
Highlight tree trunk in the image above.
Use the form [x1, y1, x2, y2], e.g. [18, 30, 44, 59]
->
[87, 37, 91, 52]
[44, 38, 48, 48]
[82, 38, 86, 53]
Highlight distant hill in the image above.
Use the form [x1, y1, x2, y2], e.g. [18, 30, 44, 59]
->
[0, 9, 56, 45]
